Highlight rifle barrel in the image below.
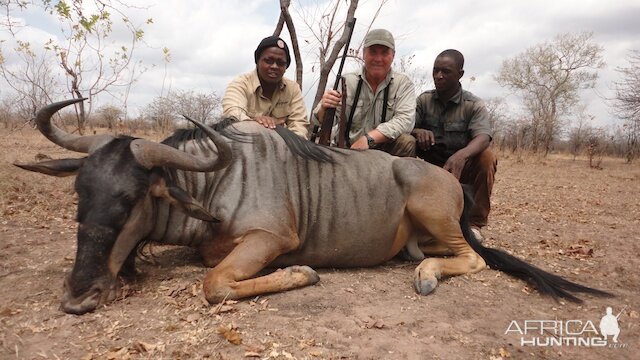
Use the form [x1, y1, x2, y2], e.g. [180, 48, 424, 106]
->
[315, 17, 356, 146]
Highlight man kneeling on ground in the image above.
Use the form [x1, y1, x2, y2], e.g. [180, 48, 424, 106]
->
[411, 49, 497, 241]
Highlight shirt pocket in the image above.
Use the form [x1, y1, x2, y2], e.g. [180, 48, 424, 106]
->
[421, 114, 440, 130]
[444, 121, 469, 149]
[382, 98, 395, 122]
[444, 121, 468, 132]
[271, 101, 292, 119]
[347, 99, 365, 128]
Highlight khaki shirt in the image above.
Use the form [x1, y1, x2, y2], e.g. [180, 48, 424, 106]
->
[222, 70, 309, 139]
[415, 86, 492, 157]
[313, 67, 416, 145]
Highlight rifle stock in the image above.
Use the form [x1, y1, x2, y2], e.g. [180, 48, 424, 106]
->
[313, 17, 356, 146]
[317, 108, 337, 145]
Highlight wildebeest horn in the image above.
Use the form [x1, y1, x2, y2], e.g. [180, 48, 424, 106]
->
[129, 116, 232, 172]
[36, 98, 115, 153]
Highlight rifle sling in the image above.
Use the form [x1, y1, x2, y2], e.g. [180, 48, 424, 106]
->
[344, 78, 363, 148]
[344, 77, 391, 147]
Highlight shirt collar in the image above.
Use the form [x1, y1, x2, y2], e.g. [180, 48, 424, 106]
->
[433, 82, 463, 104]
[250, 69, 286, 93]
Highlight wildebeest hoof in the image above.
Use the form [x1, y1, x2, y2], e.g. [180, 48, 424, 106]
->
[415, 277, 438, 295]
[286, 265, 320, 284]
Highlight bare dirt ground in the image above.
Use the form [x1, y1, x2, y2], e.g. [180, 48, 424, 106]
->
[1, 126, 639, 360]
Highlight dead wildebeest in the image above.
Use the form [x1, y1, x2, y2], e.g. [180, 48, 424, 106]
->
[15, 99, 612, 314]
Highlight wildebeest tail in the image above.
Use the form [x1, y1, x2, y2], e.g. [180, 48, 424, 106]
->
[459, 185, 613, 303]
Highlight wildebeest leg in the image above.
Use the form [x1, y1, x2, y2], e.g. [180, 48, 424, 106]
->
[202, 230, 319, 304]
[406, 180, 485, 295]
[413, 221, 486, 295]
[118, 251, 138, 281]
[418, 241, 454, 256]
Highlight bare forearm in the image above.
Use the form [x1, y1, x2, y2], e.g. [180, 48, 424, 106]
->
[456, 134, 490, 160]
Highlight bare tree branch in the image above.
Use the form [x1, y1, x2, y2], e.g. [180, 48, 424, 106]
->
[274, 0, 303, 87]
[495, 32, 604, 154]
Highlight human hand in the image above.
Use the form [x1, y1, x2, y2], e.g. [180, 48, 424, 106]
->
[411, 129, 435, 150]
[254, 116, 285, 129]
[350, 135, 369, 150]
[321, 90, 342, 110]
[443, 151, 468, 180]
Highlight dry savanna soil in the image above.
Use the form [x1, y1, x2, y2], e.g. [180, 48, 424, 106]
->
[1, 126, 639, 360]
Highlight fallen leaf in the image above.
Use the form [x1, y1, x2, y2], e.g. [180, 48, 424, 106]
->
[210, 305, 235, 314]
[167, 284, 187, 297]
[244, 344, 265, 354]
[565, 245, 593, 256]
[132, 341, 156, 353]
[106, 347, 130, 360]
[186, 313, 201, 323]
[0, 307, 14, 316]
[217, 324, 242, 345]
[365, 318, 385, 329]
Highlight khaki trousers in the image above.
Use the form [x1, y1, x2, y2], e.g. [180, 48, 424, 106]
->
[377, 133, 416, 158]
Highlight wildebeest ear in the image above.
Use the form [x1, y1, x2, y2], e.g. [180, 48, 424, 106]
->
[13, 157, 86, 177]
[149, 175, 220, 222]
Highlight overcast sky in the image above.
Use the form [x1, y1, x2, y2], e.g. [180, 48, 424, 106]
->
[3, 0, 640, 128]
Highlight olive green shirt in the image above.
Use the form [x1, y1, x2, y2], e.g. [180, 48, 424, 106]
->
[222, 70, 309, 139]
[415, 86, 492, 158]
[312, 67, 416, 145]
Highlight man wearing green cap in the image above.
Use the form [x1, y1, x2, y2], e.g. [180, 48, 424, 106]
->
[223, 35, 309, 139]
[313, 29, 416, 156]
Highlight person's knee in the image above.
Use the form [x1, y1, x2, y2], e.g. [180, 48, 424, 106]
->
[389, 133, 416, 157]
[476, 149, 497, 174]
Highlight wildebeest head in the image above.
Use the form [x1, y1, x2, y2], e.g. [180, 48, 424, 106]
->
[15, 99, 232, 314]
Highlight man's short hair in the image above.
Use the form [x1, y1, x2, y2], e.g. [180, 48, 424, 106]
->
[437, 49, 464, 70]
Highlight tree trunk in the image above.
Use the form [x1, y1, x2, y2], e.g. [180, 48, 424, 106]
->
[312, 0, 359, 109]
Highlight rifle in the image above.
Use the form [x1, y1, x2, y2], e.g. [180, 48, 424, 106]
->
[311, 17, 356, 145]
[336, 78, 348, 148]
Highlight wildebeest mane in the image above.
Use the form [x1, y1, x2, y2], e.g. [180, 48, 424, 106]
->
[162, 119, 334, 163]
[273, 125, 334, 163]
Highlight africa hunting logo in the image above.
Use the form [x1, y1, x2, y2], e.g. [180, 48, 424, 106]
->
[505, 306, 629, 348]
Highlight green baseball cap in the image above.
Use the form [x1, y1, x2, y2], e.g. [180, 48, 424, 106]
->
[363, 29, 395, 50]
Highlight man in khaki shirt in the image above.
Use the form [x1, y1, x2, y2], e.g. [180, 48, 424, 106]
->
[222, 36, 309, 139]
[313, 29, 415, 156]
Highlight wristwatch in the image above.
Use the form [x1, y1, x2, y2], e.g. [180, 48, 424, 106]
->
[365, 134, 376, 148]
